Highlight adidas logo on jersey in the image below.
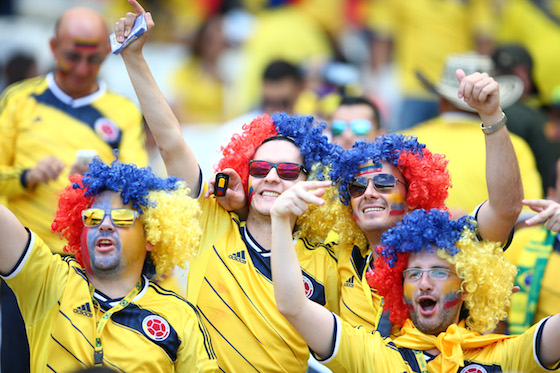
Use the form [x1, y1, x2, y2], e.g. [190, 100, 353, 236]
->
[344, 276, 354, 288]
[229, 250, 246, 264]
[74, 303, 93, 317]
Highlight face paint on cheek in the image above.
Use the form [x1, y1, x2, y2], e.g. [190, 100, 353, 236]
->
[57, 60, 71, 75]
[248, 179, 255, 204]
[388, 192, 405, 216]
[441, 278, 462, 310]
[80, 227, 94, 275]
[403, 282, 415, 311]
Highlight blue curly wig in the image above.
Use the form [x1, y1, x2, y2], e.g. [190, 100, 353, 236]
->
[52, 158, 202, 278]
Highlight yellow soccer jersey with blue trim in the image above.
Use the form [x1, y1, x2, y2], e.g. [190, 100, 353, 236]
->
[321, 314, 559, 372]
[1, 230, 217, 373]
[187, 182, 340, 372]
[0, 74, 148, 254]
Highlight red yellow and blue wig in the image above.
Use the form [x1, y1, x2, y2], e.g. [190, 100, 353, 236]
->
[368, 208, 517, 333]
[51, 158, 201, 279]
[299, 134, 450, 248]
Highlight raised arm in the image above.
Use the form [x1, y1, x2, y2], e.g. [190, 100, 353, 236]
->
[115, 0, 200, 195]
[0, 204, 30, 275]
[456, 68, 523, 243]
[270, 180, 335, 358]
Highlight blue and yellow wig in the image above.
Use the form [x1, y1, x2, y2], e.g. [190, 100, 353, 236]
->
[51, 158, 201, 279]
[368, 209, 517, 333]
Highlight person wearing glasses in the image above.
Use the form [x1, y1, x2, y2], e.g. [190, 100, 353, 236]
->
[328, 95, 384, 150]
[271, 206, 560, 371]
[295, 69, 523, 336]
[0, 158, 217, 372]
[114, 2, 340, 372]
[0, 7, 148, 372]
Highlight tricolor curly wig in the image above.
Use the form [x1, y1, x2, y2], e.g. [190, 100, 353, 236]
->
[299, 134, 450, 248]
[51, 158, 202, 279]
[367, 208, 517, 333]
[216, 112, 339, 195]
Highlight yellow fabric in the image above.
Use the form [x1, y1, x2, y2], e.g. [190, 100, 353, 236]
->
[0, 75, 148, 254]
[171, 59, 227, 124]
[394, 320, 513, 373]
[497, 0, 560, 104]
[367, 0, 494, 97]
[402, 113, 543, 214]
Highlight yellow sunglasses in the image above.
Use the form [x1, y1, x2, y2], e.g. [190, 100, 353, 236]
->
[81, 208, 140, 227]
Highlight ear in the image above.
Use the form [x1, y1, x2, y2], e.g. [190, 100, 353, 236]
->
[146, 241, 155, 252]
[547, 186, 556, 200]
[49, 37, 57, 57]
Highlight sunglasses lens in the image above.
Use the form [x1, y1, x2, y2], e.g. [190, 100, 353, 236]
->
[82, 208, 105, 226]
[111, 209, 136, 227]
[348, 177, 368, 198]
[249, 161, 271, 177]
[277, 163, 302, 180]
[350, 119, 372, 136]
[373, 174, 396, 191]
[330, 120, 347, 136]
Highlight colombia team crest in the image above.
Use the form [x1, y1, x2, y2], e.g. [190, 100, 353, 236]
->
[303, 276, 314, 298]
[142, 315, 170, 341]
[460, 364, 487, 373]
[94, 117, 120, 143]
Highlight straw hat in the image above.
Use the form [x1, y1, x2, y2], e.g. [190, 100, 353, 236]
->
[417, 52, 524, 112]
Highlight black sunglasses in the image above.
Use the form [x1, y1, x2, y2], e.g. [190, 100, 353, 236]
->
[347, 173, 406, 198]
[249, 160, 307, 180]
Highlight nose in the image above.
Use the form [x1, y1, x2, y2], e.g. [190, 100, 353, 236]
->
[98, 214, 115, 232]
[362, 179, 380, 199]
[417, 272, 434, 291]
[263, 166, 281, 182]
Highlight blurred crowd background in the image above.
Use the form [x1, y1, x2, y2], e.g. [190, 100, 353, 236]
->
[2, 0, 560, 177]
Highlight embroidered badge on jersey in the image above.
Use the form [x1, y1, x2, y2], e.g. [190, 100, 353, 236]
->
[94, 117, 121, 143]
[142, 315, 171, 341]
[229, 250, 247, 264]
[73, 302, 93, 317]
[303, 275, 314, 298]
[460, 364, 488, 373]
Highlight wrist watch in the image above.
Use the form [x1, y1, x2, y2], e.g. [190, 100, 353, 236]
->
[480, 112, 507, 135]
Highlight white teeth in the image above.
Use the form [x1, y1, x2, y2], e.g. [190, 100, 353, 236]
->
[262, 191, 280, 197]
[99, 240, 112, 245]
[364, 207, 383, 213]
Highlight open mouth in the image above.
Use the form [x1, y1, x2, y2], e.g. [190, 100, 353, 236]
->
[363, 206, 384, 213]
[96, 238, 115, 252]
[418, 297, 437, 315]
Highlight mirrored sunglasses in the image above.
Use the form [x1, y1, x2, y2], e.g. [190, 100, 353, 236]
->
[249, 160, 307, 180]
[347, 173, 405, 198]
[331, 119, 372, 137]
[81, 208, 140, 227]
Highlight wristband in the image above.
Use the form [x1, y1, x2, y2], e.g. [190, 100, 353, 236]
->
[480, 112, 507, 135]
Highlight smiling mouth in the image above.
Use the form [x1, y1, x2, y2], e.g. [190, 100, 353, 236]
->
[363, 207, 384, 213]
[262, 191, 280, 197]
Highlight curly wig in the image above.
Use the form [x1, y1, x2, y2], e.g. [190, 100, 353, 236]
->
[367, 209, 517, 333]
[51, 158, 201, 279]
[216, 112, 339, 195]
[299, 134, 451, 249]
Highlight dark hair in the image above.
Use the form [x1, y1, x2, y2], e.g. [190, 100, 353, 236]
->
[263, 60, 303, 83]
[338, 95, 382, 130]
[4, 53, 37, 85]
